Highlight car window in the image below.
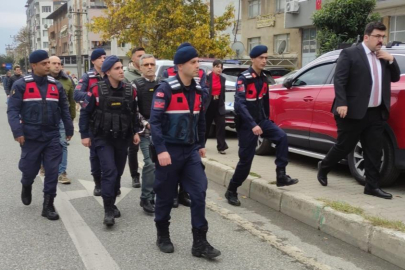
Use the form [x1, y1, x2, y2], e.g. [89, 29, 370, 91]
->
[393, 55, 405, 74]
[268, 69, 290, 77]
[222, 68, 247, 77]
[293, 63, 335, 86]
[156, 65, 172, 79]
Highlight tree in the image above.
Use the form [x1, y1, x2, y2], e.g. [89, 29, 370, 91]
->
[312, 0, 380, 55]
[90, 0, 235, 59]
[13, 26, 30, 71]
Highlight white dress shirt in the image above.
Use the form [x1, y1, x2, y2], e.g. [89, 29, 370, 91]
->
[362, 42, 382, 107]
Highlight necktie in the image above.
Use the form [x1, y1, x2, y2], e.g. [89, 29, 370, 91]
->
[371, 52, 380, 106]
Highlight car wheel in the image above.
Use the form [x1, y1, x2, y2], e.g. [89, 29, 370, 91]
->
[255, 136, 274, 156]
[347, 135, 400, 187]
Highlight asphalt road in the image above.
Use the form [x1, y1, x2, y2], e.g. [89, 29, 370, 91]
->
[0, 89, 402, 270]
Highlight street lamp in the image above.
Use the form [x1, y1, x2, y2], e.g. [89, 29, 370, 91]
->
[69, 6, 87, 78]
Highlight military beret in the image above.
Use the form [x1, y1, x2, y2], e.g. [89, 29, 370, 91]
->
[101, 55, 120, 73]
[177, 42, 192, 51]
[250, 45, 268, 58]
[29, 50, 49, 64]
[174, 45, 198, 65]
[91, 48, 106, 61]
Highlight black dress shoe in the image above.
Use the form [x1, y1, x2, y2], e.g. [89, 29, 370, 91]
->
[364, 187, 392, 199]
[178, 192, 191, 207]
[317, 161, 328, 186]
[140, 199, 155, 214]
[173, 197, 179, 208]
[21, 185, 32, 206]
[132, 175, 141, 188]
[276, 171, 299, 187]
[225, 190, 241, 206]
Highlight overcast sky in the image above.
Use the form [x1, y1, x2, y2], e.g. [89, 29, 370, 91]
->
[0, 0, 28, 55]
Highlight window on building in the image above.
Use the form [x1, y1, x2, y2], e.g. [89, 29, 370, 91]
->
[43, 42, 48, 48]
[42, 6, 51, 13]
[248, 37, 261, 52]
[390, 15, 405, 42]
[43, 30, 48, 37]
[248, 0, 261, 19]
[42, 18, 53, 25]
[274, 34, 290, 54]
[302, 28, 317, 54]
[91, 41, 111, 50]
[63, 43, 68, 53]
[276, 0, 286, 13]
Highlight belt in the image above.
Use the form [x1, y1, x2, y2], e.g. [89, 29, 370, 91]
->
[213, 95, 219, 100]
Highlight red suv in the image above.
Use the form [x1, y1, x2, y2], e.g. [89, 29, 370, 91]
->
[256, 45, 405, 187]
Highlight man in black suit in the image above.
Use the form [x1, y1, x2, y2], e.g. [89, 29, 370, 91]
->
[317, 22, 401, 199]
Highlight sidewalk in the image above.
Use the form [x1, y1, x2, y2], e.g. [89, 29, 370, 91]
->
[204, 136, 405, 269]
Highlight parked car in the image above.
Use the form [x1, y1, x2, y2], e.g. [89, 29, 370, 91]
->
[256, 45, 405, 187]
[274, 70, 298, 84]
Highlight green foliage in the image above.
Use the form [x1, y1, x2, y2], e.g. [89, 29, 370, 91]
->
[90, 0, 235, 59]
[312, 0, 381, 55]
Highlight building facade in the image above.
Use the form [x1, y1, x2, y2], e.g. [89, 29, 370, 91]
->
[240, 0, 301, 68]
[26, 0, 54, 53]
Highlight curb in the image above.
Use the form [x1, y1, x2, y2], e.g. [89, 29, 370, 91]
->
[202, 158, 405, 269]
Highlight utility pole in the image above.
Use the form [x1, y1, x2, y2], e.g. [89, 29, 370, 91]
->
[210, 0, 214, 39]
[69, 6, 87, 78]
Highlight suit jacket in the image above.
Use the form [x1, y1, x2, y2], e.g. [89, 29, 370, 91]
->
[332, 44, 401, 120]
[205, 73, 226, 115]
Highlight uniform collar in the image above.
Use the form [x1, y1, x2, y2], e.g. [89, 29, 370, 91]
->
[176, 74, 196, 90]
[104, 77, 124, 89]
[32, 73, 48, 85]
[248, 66, 263, 78]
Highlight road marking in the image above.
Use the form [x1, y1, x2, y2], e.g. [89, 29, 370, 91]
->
[206, 200, 332, 270]
[40, 176, 120, 270]
[78, 179, 132, 206]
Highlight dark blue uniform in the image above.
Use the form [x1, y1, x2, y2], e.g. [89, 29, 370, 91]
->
[74, 69, 103, 181]
[79, 78, 138, 199]
[162, 66, 208, 93]
[229, 67, 288, 189]
[7, 74, 73, 196]
[149, 75, 208, 229]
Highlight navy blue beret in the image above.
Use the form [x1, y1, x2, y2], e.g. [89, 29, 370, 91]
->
[91, 48, 106, 61]
[101, 55, 120, 73]
[177, 42, 192, 51]
[174, 46, 198, 65]
[29, 50, 49, 63]
[250, 45, 268, 58]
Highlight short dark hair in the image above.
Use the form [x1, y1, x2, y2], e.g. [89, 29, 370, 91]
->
[131, 47, 145, 55]
[14, 65, 20, 70]
[364, 22, 386, 36]
[213, 59, 223, 68]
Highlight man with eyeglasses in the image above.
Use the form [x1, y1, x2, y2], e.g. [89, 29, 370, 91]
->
[317, 22, 400, 199]
[133, 54, 159, 214]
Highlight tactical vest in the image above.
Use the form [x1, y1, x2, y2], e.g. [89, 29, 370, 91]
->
[167, 67, 204, 84]
[90, 81, 134, 139]
[21, 75, 60, 127]
[87, 71, 101, 91]
[240, 70, 269, 122]
[134, 78, 156, 120]
[162, 77, 202, 145]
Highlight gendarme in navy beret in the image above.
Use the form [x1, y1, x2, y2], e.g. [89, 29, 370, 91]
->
[174, 45, 198, 65]
[29, 50, 49, 64]
[250, 45, 268, 58]
[91, 48, 106, 61]
[101, 55, 120, 73]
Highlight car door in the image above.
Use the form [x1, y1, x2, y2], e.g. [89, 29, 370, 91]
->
[270, 62, 336, 149]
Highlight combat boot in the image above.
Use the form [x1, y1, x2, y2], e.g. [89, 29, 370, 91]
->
[178, 191, 191, 207]
[93, 175, 101, 196]
[41, 194, 59, 220]
[140, 199, 155, 214]
[156, 221, 174, 253]
[21, 184, 32, 205]
[276, 168, 299, 187]
[103, 197, 115, 227]
[112, 197, 121, 218]
[191, 226, 221, 259]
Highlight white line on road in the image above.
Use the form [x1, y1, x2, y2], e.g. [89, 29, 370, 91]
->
[40, 176, 120, 270]
[206, 200, 332, 270]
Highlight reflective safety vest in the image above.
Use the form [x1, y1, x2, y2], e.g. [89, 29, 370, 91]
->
[90, 81, 135, 139]
[166, 67, 204, 84]
[87, 71, 101, 91]
[21, 75, 60, 127]
[162, 77, 203, 145]
[240, 70, 269, 122]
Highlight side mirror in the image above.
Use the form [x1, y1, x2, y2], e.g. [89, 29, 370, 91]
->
[283, 78, 293, 89]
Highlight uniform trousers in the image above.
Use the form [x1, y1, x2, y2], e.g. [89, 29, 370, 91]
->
[154, 144, 208, 229]
[19, 136, 62, 196]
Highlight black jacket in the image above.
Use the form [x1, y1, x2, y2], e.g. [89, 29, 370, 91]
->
[7, 74, 23, 94]
[332, 44, 401, 120]
[205, 73, 226, 115]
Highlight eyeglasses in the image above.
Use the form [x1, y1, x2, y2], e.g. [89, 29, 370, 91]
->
[142, 63, 156, 67]
[370, 35, 386, 40]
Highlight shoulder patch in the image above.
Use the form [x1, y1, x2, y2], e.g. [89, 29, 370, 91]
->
[153, 100, 165, 110]
[156, 92, 164, 98]
[237, 84, 245, 92]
